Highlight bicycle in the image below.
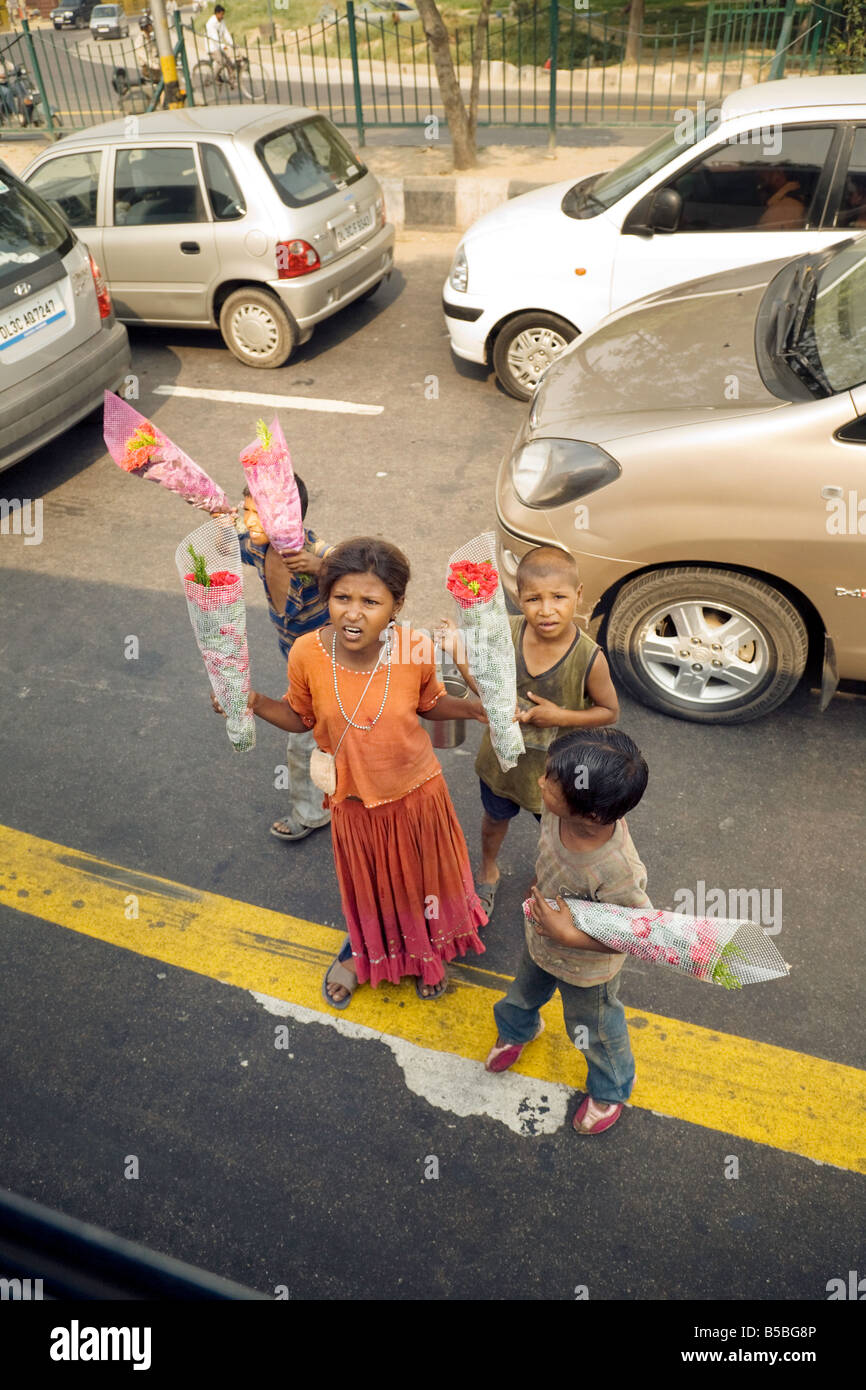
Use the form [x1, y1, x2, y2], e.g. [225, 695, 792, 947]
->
[192, 48, 264, 103]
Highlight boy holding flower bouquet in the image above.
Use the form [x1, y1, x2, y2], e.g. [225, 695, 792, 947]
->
[236, 475, 335, 841]
[437, 545, 619, 918]
[486, 729, 649, 1135]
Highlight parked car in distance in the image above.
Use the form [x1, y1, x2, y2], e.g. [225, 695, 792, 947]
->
[90, 4, 130, 38]
[22, 106, 394, 370]
[496, 233, 866, 723]
[0, 160, 130, 474]
[51, 0, 97, 29]
[445, 73, 866, 399]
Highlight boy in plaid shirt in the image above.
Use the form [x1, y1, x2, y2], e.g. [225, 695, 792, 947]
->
[236, 475, 334, 840]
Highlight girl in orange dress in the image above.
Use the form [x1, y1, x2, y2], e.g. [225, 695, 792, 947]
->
[245, 537, 489, 1006]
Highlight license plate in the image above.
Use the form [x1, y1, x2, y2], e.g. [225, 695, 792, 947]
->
[0, 290, 67, 353]
[97, 24, 110, 30]
[335, 208, 374, 248]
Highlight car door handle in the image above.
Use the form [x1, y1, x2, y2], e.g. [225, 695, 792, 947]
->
[180, 241, 200, 254]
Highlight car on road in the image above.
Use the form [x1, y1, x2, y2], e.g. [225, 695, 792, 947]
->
[21, 106, 394, 370]
[0, 161, 130, 474]
[317, 2, 420, 23]
[495, 233, 866, 724]
[444, 74, 866, 399]
[51, 0, 98, 29]
[89, 4, 130, 39]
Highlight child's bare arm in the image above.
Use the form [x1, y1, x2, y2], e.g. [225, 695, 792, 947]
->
[420, 694, 487, 724]
[212, 689, 306, 732]
[528, 888, 622, 953]
[433, 618, 480, 696]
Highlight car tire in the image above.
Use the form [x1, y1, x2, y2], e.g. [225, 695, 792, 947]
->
[604, 567, 809, 724]
[219, 287, 296, 369]
[492, 310, 577, 401]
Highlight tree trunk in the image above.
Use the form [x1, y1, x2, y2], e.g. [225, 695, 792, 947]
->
[624, 0, 645, 66]
[467, 0, 493, 146]
[416, 0, 476, 169]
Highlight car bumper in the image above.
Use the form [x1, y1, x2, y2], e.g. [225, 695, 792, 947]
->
[268, 223, 395, 330]
[443, 292, 489, 365]
[0, 320, 130, 473]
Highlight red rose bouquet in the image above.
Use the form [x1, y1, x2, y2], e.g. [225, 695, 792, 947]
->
[523, 898, 789, 989]
[446, 533, 524, 771]
[176, 524, 255, 753]
[103, 392, 231, 514]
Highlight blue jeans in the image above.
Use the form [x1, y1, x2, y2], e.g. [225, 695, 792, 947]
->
[493, 945, 635, 1104]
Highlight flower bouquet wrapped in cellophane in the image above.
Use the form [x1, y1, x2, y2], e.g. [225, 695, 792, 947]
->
[103, 392, 231, 514]
[240, 416, 306, 563]
[175, 519, 255, 753]
[523, 897, 789, 988]
[447, 531, 524, 772]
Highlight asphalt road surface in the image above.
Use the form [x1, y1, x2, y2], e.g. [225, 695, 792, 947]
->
[1, 233, 865, 1321]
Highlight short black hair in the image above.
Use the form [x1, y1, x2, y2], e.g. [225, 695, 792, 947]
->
[242, 473, 307, 520]
[516, 545, 580, 594]
[319, 537, 410, 604]
[546, 729, 648, 823]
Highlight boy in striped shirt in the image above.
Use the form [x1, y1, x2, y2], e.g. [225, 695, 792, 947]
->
[237, 476, 334, 841]
[485, 729, 649, 1135]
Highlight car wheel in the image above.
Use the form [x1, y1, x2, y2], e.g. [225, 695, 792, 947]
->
[219, 287, 295, 369]
[492, 311, 577, 401]
[604, 567, 809, 724]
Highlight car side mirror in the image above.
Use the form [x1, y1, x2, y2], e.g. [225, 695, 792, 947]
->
[622, 186, 682, 237]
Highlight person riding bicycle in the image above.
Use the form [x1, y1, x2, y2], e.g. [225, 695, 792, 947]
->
[205, 4, 234, 68]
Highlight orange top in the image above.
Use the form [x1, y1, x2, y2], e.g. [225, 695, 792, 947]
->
[286, 624, 445, 808]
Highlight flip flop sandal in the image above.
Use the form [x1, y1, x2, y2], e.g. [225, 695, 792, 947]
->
[572, 1095, 624, 1135]
[271, 817, 314, 841]
[322, 956, 357, 1009]
[476, 880, 500, 918]
[415, 974, 447, 1001]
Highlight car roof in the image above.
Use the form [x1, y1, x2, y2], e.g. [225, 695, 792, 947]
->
[721, 74, 866, 121]
[47, 105, 320, 147]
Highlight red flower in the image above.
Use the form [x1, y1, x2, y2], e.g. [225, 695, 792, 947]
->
[446, 560, 499, 608]
[209, 571, 239, 587]
[120, 422, 162, 472]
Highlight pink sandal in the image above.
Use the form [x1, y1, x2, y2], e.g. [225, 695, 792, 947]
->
[572, 1095, 623, 1134]
[484, 1020, 545, 1073]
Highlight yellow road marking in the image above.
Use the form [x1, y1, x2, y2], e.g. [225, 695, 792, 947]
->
[2, 822, 864, 1173]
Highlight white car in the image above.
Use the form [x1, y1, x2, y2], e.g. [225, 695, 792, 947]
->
[443, 73, 866, 399]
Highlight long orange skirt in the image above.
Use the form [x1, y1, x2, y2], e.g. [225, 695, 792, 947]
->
[330, 774, 487, 988]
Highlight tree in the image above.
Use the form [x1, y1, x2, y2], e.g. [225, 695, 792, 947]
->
[415, 0, 493, 170]
[830, 0, 866, 73]
[624, 0, 644, 65]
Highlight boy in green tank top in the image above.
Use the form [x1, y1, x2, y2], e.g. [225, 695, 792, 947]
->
[437, 546, 619, 919]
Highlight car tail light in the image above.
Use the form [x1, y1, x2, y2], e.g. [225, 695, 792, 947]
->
[88, 253, 112, 319]
[276, 239, 321, 279]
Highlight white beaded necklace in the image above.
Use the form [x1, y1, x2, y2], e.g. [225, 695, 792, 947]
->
[331, 625, 392, 731]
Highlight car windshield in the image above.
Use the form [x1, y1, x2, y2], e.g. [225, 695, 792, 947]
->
[256, 116, 366, 208]
[92, 7, 118, 15]
[565, 125, 700, 217]
[795, 239, 866, 392]
[0, 172, 71, 282]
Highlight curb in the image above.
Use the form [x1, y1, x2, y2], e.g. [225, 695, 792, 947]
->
[380, 174, 551, 232]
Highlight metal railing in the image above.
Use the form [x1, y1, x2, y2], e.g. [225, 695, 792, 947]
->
[0, 0, 855, 145]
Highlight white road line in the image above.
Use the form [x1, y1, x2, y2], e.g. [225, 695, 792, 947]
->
[153, 385, 383, 417]
[252, 992, 572, 1137]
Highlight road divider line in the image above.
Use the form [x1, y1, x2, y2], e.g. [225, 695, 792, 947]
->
[1, 822, 864, 1173]
[153, 385, 384, 416]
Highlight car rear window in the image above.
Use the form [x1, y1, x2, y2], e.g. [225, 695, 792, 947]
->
[92, 7, 118, 15]
[0, 170, 73, 289]
[256, 116, 366, 208]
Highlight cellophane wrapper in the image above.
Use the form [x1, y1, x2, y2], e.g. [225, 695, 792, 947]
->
[239, 416, 305, 555]
[103, 391, 230, 513]
[175, 519, 255, 753]
[447, 531, 524, 772]
[523, 898, 789, 988]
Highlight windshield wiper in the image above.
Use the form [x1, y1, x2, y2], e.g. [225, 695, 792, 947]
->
[773, 264, 832, 396]
[563, 174, 604, 216]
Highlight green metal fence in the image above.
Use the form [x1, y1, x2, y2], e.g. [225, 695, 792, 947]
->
[0, 0, 856, 145]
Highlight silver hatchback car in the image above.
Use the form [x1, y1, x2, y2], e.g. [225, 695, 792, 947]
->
[22, 106, 395, 369]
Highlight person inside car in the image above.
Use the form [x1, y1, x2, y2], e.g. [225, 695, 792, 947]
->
[757, 166, 807, 229]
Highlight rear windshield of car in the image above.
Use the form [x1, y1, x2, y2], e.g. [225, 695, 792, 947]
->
[92, 7, 120, 16]
[0, 171, 73, 288]
[256, 116, 366, 208]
